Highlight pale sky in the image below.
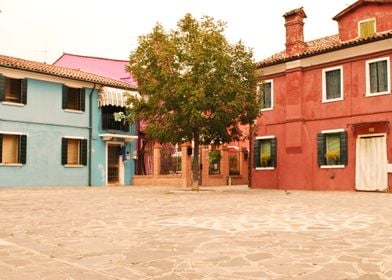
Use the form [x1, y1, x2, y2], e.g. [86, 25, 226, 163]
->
[0, 0, 351, 64]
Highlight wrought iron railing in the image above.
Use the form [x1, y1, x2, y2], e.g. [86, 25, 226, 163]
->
[102, 113, 129, 132]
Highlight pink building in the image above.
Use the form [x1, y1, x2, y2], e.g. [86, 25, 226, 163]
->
[54, 53, 137, 87]
[252, 0, 392, 191]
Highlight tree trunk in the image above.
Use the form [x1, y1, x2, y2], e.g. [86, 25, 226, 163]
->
[192, 136, 200, 191]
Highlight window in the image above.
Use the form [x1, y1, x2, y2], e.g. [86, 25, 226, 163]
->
[258, 80, 273, 111]
[317, 130, 348, 167]
[0, 133, 27, 165]
[322, 66, 343, 102]
[359, 18, 376, 38]
[0, 75, 27, 104]
[61, 137, 87, 166]
[254, 136, 277, 169]
[62, 85, 85, 111]
[366, 57, 390, 96]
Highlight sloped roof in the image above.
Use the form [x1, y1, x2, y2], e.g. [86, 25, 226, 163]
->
[53, 53, 137, 87]
[256, 30, 392, 68]
[0, 54, 137, 90]
[333, 0, 392, 20]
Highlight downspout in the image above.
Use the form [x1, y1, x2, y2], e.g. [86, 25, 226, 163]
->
[88, 83, 96, 186]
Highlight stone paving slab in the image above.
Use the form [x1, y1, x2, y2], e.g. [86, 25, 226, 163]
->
[0, 186, 392, 279]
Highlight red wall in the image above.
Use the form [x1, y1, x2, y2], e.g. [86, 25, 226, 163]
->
[252, 51, 392, 191]
[337, 4, 392, 41]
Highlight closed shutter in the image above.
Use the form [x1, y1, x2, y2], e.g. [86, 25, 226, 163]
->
[21, 79, 27, 105]
[0, 134, 2, 163]
[317, 133, 326, 166]
[270, 138, 277, 167]
[62, 85, 68, 109]
[80, 88, 85, 112]
[340, 131, 348, 165]
[80, 139, 88, 166]
[19, 135, 27, 164]
[253, 140, 260, 168]
[0, 75, 5, 102]
[61, 138, 68, 165]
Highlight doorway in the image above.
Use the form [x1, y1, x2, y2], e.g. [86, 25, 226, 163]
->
[355, 134, 388, 191]
[107, 143, 123, 185]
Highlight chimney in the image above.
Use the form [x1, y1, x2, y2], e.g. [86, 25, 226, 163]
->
[283, 7, 307, 57]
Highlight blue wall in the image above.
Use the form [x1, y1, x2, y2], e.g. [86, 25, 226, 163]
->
[0, 78, 90, 187]
[90, 90, 136, 186]
[0, 77, 137, 187]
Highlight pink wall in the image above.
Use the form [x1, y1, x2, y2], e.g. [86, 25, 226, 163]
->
[54, 54, 138, 87]
[337, 4, 392, 41]
[253, 51, 392, 191]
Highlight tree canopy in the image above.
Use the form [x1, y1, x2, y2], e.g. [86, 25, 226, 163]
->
[125, 14, 261, 188]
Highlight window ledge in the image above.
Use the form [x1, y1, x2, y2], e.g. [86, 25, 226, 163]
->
[366, 91, 391, 97]
[260, 108, 273, 112]
[255, 167, 275, 170]
[320, 165, 345, 169]
[64, 164, 85, 168]
[0, 163, 23, 167]
[64, 109, 84, 114]
[322, 97, 343, 103]
[1, 101, 25, 107]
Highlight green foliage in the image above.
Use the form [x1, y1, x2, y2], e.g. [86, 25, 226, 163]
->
[126, 13, 260, 144]
[126, 14, 261, 187]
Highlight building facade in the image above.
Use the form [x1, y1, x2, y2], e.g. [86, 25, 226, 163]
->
[0, 54, 138, 187]
[252, 0, 392, 191]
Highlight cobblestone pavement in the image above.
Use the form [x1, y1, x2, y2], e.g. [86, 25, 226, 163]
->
[1, 186, 392, 279]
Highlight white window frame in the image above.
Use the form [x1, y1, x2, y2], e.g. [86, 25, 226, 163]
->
[63, 136, 85, 168]
[358, 18, 376, 39]
[320, 128, 345, 169]
[322, 66, 344, 103]
[255, 135, 276, 170]
[365, 57, 391, 97]
[258, 80, 273, 112]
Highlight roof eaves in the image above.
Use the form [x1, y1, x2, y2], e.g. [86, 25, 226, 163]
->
[333, 0, 392, 21]
[257, 31, 392, 68]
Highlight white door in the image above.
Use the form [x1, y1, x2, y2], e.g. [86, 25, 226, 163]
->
[355, 135, 388, 191]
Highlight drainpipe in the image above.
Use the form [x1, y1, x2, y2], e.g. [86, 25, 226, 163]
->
[88, 83, 96, 186]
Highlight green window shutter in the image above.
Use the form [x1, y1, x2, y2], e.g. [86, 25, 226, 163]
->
[62, 85, 68, 109]
[80, 88, 85, 112]
[0, 74, 5, 102]
[61, 138, 68, 165]
[80, 139, 88, 166]
[19, 135, 27, 164]
[0, 134, 3, 163]
[270, 138, 277, 167]
[253, 140, 260, 168]
[339, 131, 348, 165]
[317, 133, 326, 166]
[21, 79, 27, 105]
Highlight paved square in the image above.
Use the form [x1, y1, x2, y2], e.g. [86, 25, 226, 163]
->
[0, 186, 392, 279]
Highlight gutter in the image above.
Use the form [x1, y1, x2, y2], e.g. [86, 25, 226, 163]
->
[88, 83, 96, 186]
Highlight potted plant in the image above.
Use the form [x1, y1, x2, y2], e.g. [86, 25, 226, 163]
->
[325, 150, 340, 165]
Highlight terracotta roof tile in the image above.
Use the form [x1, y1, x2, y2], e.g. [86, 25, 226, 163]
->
[256, 31, 392, 67]
[0, 54, 137, 90]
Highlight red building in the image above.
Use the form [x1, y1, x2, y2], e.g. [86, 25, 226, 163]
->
[252, 0, 392, 191]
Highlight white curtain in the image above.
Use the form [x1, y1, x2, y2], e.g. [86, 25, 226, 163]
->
[356, 136, 387, 191]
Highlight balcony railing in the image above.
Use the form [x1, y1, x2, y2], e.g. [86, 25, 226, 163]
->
[102, 113, 129, 132]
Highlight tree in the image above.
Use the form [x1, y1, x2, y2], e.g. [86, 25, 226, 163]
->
[125, 14, 261, 190]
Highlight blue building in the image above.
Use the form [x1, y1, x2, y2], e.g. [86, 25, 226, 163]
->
[0, 54, 139, 187]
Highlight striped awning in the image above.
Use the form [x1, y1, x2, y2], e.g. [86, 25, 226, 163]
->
[98, 87, 140, 107]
